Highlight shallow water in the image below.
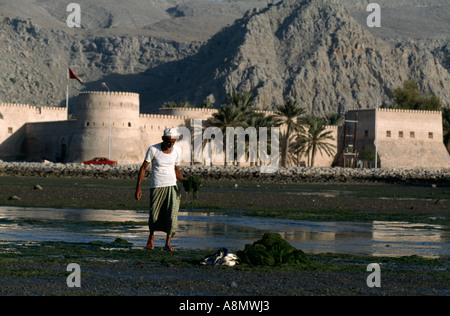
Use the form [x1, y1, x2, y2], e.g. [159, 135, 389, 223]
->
[0, 206, 448, 258]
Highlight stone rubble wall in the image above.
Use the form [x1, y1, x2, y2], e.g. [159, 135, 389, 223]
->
[0, 161, 448, 184]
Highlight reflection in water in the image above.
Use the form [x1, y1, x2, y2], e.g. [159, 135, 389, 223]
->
[369, 221, 449, 257]
[0, 207, 448, 258]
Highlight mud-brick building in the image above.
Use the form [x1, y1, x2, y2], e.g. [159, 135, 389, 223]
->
[0, 91, 220, 164]
[1, 91, 449, 169]
[0, 103, 67, 161]
[341, 108, 450, 169]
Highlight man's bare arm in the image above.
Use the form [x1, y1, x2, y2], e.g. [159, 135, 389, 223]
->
[175, 165, 183, 182]
[135, 161, 150, 201]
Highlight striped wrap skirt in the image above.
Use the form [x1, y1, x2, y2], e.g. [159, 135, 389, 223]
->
[148, 185, 181, 237]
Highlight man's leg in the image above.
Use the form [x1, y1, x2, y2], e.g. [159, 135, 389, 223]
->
[163, 186, 179, 252]
[145, 229, 155, 250]
[164, 235, 176, 252]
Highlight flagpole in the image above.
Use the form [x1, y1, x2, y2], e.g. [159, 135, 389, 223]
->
[66, 67, 69, 120]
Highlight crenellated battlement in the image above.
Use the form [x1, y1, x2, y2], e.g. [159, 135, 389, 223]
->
[377, 108, 442, 115]
[158, 107, 218, 119]
[139, 113, 189, 120]
[159, 107, 218, 113]
[39, 106, 66, 111]
[0, 102, 34, 109]
[254, 109, 275, 115]
[348, 108, 442, 115]
[0, 102, 66, 112]
[79, 91, 140, 98]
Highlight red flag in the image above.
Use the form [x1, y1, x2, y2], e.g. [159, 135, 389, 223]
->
[68, 67, 83, 84]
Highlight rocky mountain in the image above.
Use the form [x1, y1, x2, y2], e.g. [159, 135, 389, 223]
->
[0, 0, 275, 110]
[0, 0, 275, 40]
[0, 0, 449, 115]
[0, 15, 198, 108]
[212, 0, 450, 114]
[117, 0, 450, 114]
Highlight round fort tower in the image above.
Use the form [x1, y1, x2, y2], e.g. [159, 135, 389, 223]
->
[67, 91, 143, 164]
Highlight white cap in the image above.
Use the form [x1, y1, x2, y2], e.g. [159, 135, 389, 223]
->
[163, 127, 180, 139]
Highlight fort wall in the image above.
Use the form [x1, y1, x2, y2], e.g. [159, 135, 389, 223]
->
[344, 108, 449, 169]
[25, 120, 77, 162]
[158, 107, 218, 120]
[0, 102, 66, 160]
[376, 108, 443, 142]
[1, 93, 448, 169]
[68, 91, 143, 164]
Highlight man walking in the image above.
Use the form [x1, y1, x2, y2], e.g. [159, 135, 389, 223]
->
[135, 128, 184, 251]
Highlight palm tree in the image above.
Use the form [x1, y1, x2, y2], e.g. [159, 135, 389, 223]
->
[289, 130, 308, 166]
[297, 116, 336, 167]
[207, 103, 247, 131]
[206, 93, 256, 165]
[273, 99, 306, 167]
[206, 103, 244, 165]
[325, 113, 344, 126]
[247, 113, 275, 166]
[207, 92, 258, 132]
[227, 92, 255, 113]
[162, 100, 195, 108]
[443, 107, 450, 154]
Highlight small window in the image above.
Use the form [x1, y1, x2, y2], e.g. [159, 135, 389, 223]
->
[364, 130, 369, 137]
[410, 131, 415, 138]
[8, 127, 13, 134]
[85, 122, 89, 127]
[128, 122, 131, 127]
[399, 131, 403, 138]
[428, 132, 433, 139]
[386, 131, 391, 138]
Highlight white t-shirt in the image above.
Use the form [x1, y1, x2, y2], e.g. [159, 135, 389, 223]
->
[144, 143, 181, 188]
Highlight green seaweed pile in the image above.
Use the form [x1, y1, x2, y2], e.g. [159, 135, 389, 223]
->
[237, 233, 310, 266]
[182, 176, 201, 200]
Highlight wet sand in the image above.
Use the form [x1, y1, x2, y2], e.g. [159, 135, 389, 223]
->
[1, 240, 449, 297]
[0, 176, 449, 296]
[1, 177, 449, 217]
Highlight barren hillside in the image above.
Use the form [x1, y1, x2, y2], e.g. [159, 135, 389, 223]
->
[136, 0, 450, 114]
[0, 0, 448, 115]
